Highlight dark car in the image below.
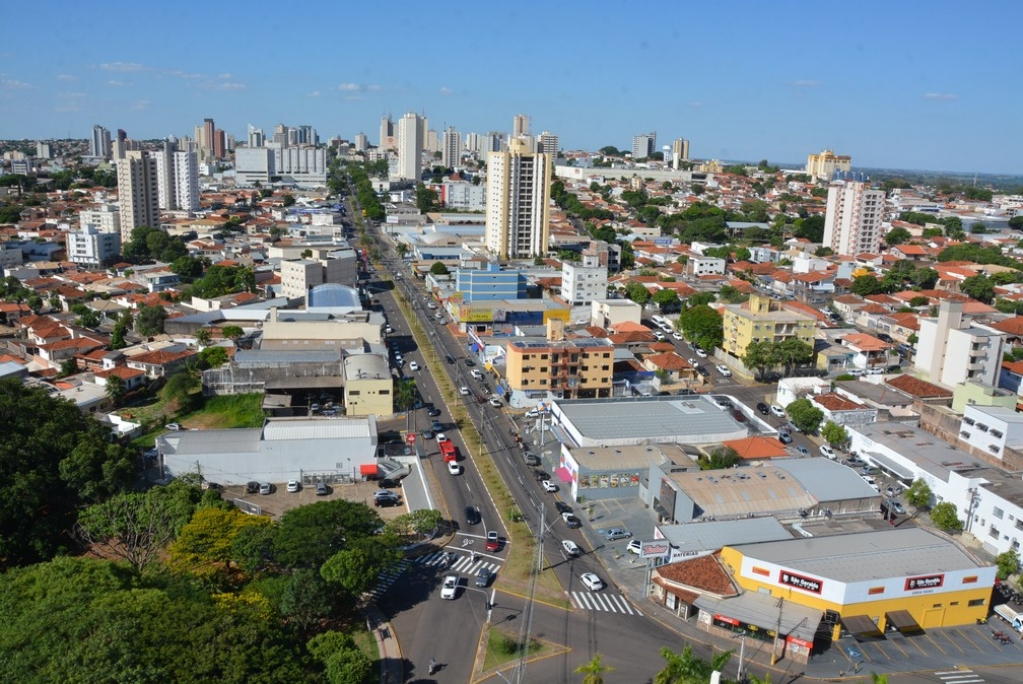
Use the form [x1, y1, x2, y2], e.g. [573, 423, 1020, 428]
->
[756, 402, 770, 416]
[696, 366, 709, 377]
[422, 429, 434, 440]
[377, 478, 401, 489]
[535, 470, 550, 483]
[445, 354, 455, 364]
[427, 406, 442, 417]
[555, 501, 573, 515]
[733, 410, 746, 422]
[475, 566, 491, 588]
[464, 358, 476, 367]
[245, 481, 260, 494]
[431, 420, 444, 432]
[465, 506, 481, 525]
[374, 491, 400, 507]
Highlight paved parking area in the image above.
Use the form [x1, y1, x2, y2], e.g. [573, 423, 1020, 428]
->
[219, 480, 409, 522]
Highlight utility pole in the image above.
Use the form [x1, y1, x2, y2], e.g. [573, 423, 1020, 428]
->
[771, 596, 784, 665]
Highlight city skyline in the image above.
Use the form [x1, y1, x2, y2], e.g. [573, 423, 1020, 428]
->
[0, 0, 1020, 175]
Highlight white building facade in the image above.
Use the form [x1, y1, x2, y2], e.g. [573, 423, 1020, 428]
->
[67, 225, 121, 267]
[822, 180, 884, 256]
[484, 138, 552, 259]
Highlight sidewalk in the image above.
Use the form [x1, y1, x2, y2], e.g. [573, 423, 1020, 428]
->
[364, 604, 404, 684]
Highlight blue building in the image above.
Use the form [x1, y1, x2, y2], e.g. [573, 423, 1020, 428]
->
[455, 263, 526, 302]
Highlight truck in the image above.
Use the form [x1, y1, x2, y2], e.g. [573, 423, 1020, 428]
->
[994, 603, 1023, 632]
[439, 440, 458, 463]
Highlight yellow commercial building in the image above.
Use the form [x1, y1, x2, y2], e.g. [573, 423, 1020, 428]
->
[712, 528, 995, 661]
[720, 294, 817, 363]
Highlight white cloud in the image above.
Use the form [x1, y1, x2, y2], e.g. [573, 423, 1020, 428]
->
[107, 80, 128, 87]
[687, 100, 703, 108]
[168, 70, 203, 79]
[791, 80, 821, 87]
[217, 73, 233, 79]
[200, 80, 245, 91]
[439, 87, 453, 95]
[131, 99, 151, 110]
[100, 61, 145, 72]
[55, 74, 77, 82]
[338, 82, 380, 92]
[1, 79, 34, 90]
[308, 90, 321, 97]
[923, 92, 957, 101]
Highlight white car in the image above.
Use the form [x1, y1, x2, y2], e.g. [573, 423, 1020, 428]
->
[653, 331, 666, 342]
[716, 364, 732, 377]
[384, 325, 394, 334]
[427, 302, 437, 310]
[542, 480, 558, 493]
[447, 462, 462, 475]
[695, 349, 708, 358]
[861, 475, 879, 491]
[436, 433, 449, 443]
[286, 479, 301, 493]
[580, 572, 604, 591]
[672, 332, 684, 341]
[489, 398, 503, 408]
[470, 369, 483, 379]
[440, 574, 458, 599]
[562, 540, 582, 557]
[770, 405, 786, 418]
[626, 540, 642, 555]
[820, 445, 837, 460]
[165, 423, 181, 431]
[409, 361, 420, 371]
[459, 386, 470, 396]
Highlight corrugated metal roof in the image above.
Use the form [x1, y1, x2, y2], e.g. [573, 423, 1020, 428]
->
[262, 417, 374, 441]
[773, 457, 879, 501]
[235, 349, 342, 365]
[659, 518, 792, 554]
[159, 429, 263, 455]
[557, 396, 743, 444]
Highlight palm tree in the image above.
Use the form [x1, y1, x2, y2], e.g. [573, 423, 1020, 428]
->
[574, 654, 615, 684]
[653, 645, 732, 684]
[395, 242, 410, 260]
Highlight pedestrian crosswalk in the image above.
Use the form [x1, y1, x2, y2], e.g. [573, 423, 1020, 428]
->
[935, 670, 985, 684]
[569, 590, 642, 616]
[364, 551, 503, 602]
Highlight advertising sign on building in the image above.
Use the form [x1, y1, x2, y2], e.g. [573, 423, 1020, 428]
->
[905, 574, 944, 591]
[778, 570, 824, 594]
[638, 541, 672, 560]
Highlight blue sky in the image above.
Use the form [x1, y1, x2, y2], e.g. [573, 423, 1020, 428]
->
[1, 1, 1020, 174]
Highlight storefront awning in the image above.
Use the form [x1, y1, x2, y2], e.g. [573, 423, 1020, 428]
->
[885, 610, 922, 634]
[841, 614, 884, 639]
[863, 451, 914, 481]
[693, 592, 821, 643]
[360, 464, 378, 476]
[555, 467, 573, 483]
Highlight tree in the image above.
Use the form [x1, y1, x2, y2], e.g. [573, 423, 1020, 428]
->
[320, 536, 403, 596]
[652, 289, 679, 311]
[1009, 216, 1023, 232]
[273, 499, 385, 569]
[169, 506, 273, 580]
[135, 304, 167, 336]
[429, 261, 450, 276]
[930, 501, 963, 533]
[786, 398, 824, 434]
[994, 549, 1020, 581]
[960, 274, 995, 304]
[625, 281, 651, 305]
[76, 491, 180, 574]
[743, 340, 775, 381]
[850, 275, 883, 297]
[194, 328, 211, 347]
[279, 568, 336, 630]
[884, 226, 912, 246]
[415, 183, 440, 213]
[395, 242, 410, 260]
[942, 216, 963, 236]
[308, 631, 374, 684]
[575, 653, 615, 684]
[222, 324, 244, 340]
[904, 479, 933, 509]
[698, 447, 740, 470]
[281, 194, 296, 207]
[110, 312, 132, 350]
[199, 346, 229, 368]
[678, 305, 723, 352]
[821, 421, 849, 448]
[396, 379, 417, 411]
[653, 645, 731, 684]
[105, 374, 126, 405]
[774, 338, 814, 376]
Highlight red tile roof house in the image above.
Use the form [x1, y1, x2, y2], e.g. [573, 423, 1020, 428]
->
[126, 348, 197, 379]
[810, 392, 879, 427]
[94, 365, 148, 392]
[840, 332, 896, 370]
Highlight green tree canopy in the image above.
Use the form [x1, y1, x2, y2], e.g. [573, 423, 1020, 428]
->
[904, 480, 933, 509]
[930, 501, 963, 533]
[625, 281, 651, 304]
[677, 304, 723, 353]
[884, 226, 912, 246]
[786, 398, 824, 434]
[429, 261, 450, 276]
[134, 304, 168, 336]
[821, 421, 850, 447]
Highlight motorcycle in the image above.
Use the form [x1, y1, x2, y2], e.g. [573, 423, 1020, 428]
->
[429, 659, 437, 675]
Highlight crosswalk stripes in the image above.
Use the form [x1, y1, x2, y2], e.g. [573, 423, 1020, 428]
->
[416, 550, 501, 576]
[365, 559, 410, 601]
[935, 670, 985, 684]
[570, 590, 642, 616]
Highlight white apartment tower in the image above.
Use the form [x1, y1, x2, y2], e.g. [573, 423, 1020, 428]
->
[154, 143, 200, 212]
[485, 138, 552, 259]
[562, 242, 610, 306]
[397, 112, 424, 181]
[247, 125, 265, 148]
[90, 125, 111, 158]
[442, 127, 461, 168]
[822, 180, 884, 256]
[354, 133, 368, 151]
[632, 132, 656, 160]
[537, 131, 559, 157]
[915, 298, 1006, 388]
[115, 151, 159, 242]
[513, 114, 530, 138]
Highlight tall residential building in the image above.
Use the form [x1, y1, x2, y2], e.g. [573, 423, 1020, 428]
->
[79, 205, 121, 235]
[155, 143, 199, 211]
[562, 242, 610, 306]
[67, 225, 121, 268]
[397, 112, 424, 181]
[202, 118, 216, 157]
[272, 124, 288, 147]
[806, 149, 852, 181]
[36, 141, 52, 159]
[213, 129, 226, 159]
[298, 125, 317, 145]
[632, 132, 656, 160]
[915, 299, 1006, 389]
[671, 138, 690, 169]
[379, 115, 395, 150]
[822, 180, 885, 256]
[537, 131, 559, 158]
[485, 137, 552, 259]
[247, 125, 265, 148]
[504, 327, 614, 404]
[512, 114, 530, 138]
[90, 125, 111, 158]
[115, 151, 159, 242]
[441, 127, 461, 168]
[354, 132, 368, 151]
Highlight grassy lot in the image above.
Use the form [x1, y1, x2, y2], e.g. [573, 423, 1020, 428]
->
[129, 390, 265, 448]
[482, 627, 547, 671]
[390, 282, 569, 608]
[351, 626, 380, 683]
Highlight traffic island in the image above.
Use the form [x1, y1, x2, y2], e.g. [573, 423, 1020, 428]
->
[473, 626, 567, 683]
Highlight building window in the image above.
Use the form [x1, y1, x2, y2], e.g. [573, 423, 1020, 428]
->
[990, 526, 1000, 539]
[994, 507, 1004, 519]
[968, 598, 985, 607]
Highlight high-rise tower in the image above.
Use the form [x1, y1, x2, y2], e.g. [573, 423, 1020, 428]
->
[116, 151, 159, 242]
[441, 127, 461, 169]
[822, 180, 885, 256]
[397, 112, 424, 181]
[485, 138, 552, 259]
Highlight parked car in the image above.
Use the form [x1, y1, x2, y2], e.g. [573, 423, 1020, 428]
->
[445, 354, 455, 364]
[440, 574, 458, 599]
[286, 480, 301, 493]
[580, 573, 604, 591]
[470, 369, 483, 380]
[374, 491, 400, 507]
[770, 405, 786, 418]
[436, 433, 449, 443]
[695, 349, 708, 358]
[422, 429, 434, 440]
[409, 361, 420, 371]
[715, 364, 732, 377]
[427, 406, 442, 417]
[562, 540, 582, 557]
[315, 481, 329, 496]
[459, 387, 471, 396]
[431, 420, 444, 431]
[732, 410, 746, 422]
[464, 358, 476, 367]
[555, 501, 573, 515]
[165, 423, 181, 431]
[534, 470, 550, 482]
[604, 528, 631, 541]
[486, 530, 500, 552]
[259, 482, 273, 495]
[627, 540, 642, 555]
[489, 398, 503, 408]
[542, 480, 558, 493]
[778, 432, 793, 444]
[562, 513, 582, 529]
[756, 402, 770, 416]
[696, 366, 709, 377]
[820, 445, 837, 460]
[245, 481, 260, 494]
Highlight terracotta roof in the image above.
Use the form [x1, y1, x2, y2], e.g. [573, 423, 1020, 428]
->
[721, 436, 790, 460]
[96, 366, 147, 381]
[129, 349, 195, 366]
[611, 321, 652, 333]
[886, 374, 953, 398]
[654, 553, 738, 596]
[886, 312, 920, 330]
[1002, 360, 1023, 376]
[645, 352, 692, 371]
[813, 393, 864, 411]
[992, 317, 1023, 336]
[841, 332, 892, 351]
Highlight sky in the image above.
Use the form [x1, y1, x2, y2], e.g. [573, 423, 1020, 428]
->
[1, 1, 1020, 175]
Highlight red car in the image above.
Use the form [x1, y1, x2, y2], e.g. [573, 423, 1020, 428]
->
[485, 530, 500, 552]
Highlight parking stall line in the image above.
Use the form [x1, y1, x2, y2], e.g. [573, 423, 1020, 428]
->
[923, 632, 949, 656]
[938, 629, 966, 654]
